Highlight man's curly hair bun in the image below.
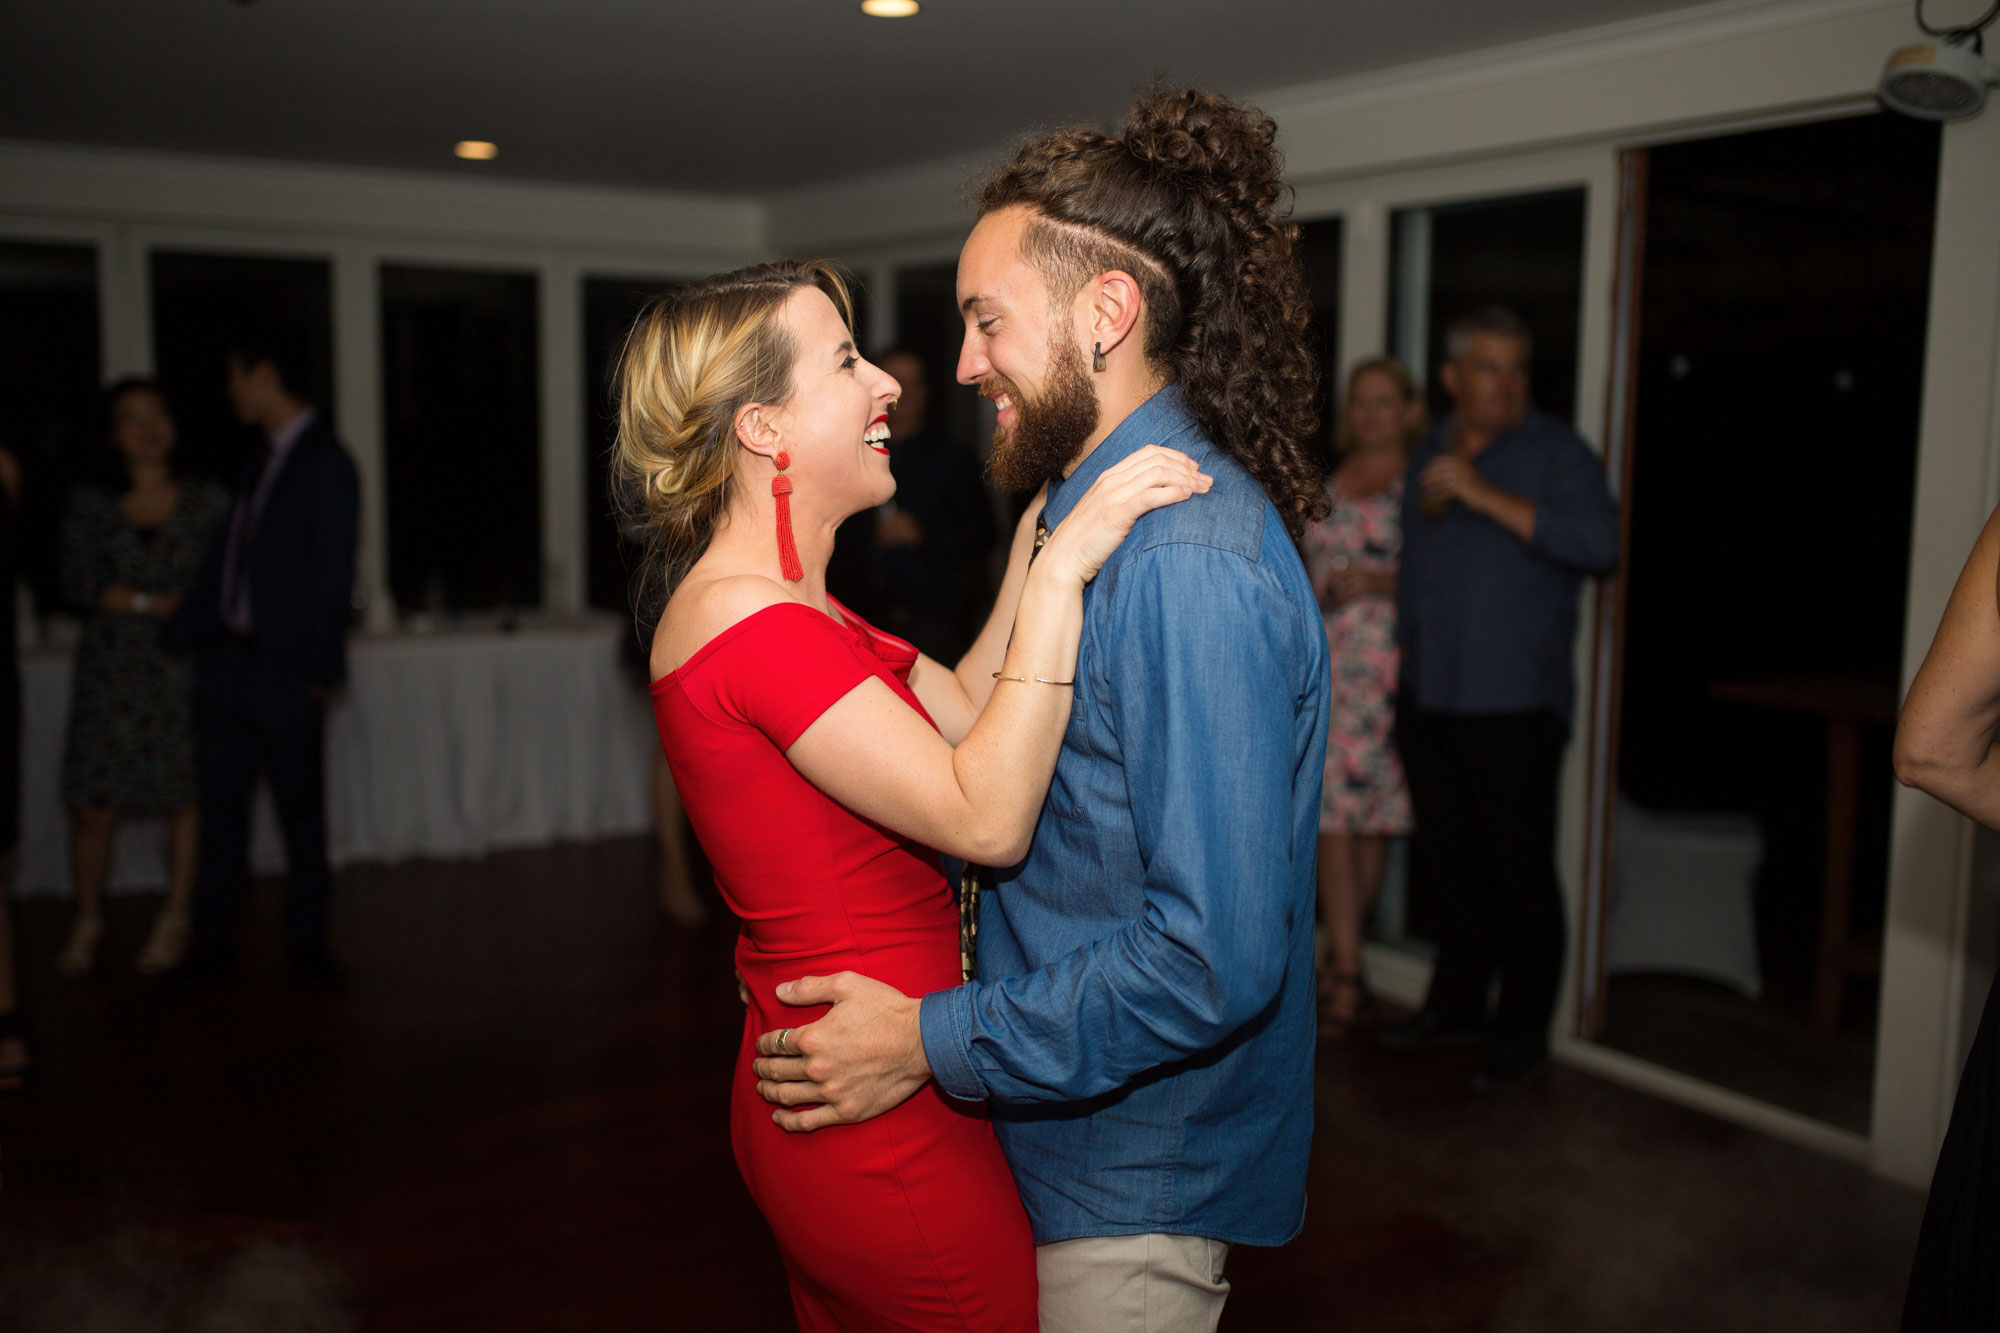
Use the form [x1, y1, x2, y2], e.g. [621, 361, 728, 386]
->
[1123, 84, 1282, 198]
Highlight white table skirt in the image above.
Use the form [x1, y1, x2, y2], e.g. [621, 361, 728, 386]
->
[16, 615, 659, 898]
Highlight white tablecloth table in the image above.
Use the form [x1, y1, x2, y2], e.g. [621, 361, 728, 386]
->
[17, 615, 658, 898]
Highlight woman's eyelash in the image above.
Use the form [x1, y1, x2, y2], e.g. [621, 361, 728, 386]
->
[841, 354, 859, 370]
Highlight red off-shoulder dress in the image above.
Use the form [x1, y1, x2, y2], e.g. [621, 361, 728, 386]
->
[650, 599, 1038, 1332]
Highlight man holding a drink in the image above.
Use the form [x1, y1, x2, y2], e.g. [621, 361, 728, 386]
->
[1372, 306, 1621, 1092]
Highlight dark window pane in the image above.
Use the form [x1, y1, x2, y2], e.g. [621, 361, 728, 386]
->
[583, 274, 681, 616]
[892, 263, 981, 451]
[150, 250, 334, 484]
[1298, 216, 1344, 462]
[1605, 112, 1939, 1129]
[381, 265, 539, 614]
[0, 241, 100, 615]
[1390, 189, 1586, 425]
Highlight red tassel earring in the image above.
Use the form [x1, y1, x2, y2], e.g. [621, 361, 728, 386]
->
[771, 451, 804, 582]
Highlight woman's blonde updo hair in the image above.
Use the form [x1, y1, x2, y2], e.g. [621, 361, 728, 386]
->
[611, 259, 853, 614]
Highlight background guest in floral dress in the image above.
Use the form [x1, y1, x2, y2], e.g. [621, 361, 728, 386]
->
[1300, 357, 1425, 1036]
[55, 379, 230, 977]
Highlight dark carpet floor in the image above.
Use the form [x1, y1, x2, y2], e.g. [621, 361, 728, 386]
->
[0, 836, 1927, 1331]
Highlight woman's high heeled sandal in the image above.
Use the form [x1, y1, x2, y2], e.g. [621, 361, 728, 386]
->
[1317, 970, 1374, 1041]
[55, 915, 105, 979]
[136, 909, 192, 975]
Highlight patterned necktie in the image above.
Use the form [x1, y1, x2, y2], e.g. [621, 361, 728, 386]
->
[958, 510, 1050, 983]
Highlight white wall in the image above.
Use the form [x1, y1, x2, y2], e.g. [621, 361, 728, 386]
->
[0, 141, 764, 262]
[767, 0, 1913, 251]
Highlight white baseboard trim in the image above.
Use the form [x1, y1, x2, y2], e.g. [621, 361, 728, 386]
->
[1362, 941, 1433, 1010]
[1551, 1040, 1872, 1166]
[1357, 941, 1875, 1169]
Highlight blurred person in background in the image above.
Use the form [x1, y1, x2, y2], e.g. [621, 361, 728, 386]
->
[1299, 357, 1423, 1038]
[867, 346, 997, 662]
[1892, 500, 2000, 1331]
[55, 379, 230, 977]
[179, 337, 358, 987]
[0, 442, 24, 1090]
[1376, 307, 1618, 1091]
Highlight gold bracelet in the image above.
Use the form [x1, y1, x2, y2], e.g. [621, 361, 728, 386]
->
[992, 672, 1076, 686]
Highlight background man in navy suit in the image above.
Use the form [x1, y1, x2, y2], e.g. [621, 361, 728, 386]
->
[183, 336, 359, 984]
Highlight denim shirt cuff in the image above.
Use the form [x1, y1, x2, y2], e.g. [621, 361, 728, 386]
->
[918, 986, 984, 1101]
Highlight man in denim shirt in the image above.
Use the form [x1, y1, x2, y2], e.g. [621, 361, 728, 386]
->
[1375, 307, 1620, 1090]
[752, 87, 1331, 1331]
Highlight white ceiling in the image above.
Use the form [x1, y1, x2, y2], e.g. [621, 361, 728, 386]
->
[3, 0, 1724, 196]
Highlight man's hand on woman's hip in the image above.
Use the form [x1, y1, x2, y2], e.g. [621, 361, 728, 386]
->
[753, 972, 933, 1132]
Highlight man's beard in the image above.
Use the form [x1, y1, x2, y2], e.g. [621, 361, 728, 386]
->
[985, 335, 1100, 495]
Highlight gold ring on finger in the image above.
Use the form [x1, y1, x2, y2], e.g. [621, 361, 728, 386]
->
[775, 1028, 795, 1057]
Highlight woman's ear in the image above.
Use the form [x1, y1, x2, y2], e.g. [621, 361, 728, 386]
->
[734, 401, 782, 464]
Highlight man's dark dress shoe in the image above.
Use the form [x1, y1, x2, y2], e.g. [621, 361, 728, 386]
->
[1372, 1011, 1485, 1052]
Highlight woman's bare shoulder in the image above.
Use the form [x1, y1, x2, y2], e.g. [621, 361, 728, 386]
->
[650, 573, 799, 679]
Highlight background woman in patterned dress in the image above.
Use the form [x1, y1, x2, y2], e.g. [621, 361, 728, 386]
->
[55, 380, 230, 977]
[1300, 357, 1425, 1036]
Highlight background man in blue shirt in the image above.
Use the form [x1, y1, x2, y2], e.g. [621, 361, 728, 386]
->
[749, 86, 1332, 1331]
[1375, 307, 1620, 1090]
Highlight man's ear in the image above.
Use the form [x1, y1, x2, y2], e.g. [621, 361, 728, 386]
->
[1083, 269, 1144, 363]
[734, 401, 782, 463]
[1439, 361, 1461, 401]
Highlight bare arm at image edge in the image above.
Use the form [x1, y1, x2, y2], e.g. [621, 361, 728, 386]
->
[1895, 501, 2000, 828]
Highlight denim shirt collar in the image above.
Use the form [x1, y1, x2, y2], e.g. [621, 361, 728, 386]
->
[1043, 383, 1201, 529]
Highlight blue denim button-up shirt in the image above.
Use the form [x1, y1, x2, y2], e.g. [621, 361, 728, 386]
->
[918, 385, 1330, 1246]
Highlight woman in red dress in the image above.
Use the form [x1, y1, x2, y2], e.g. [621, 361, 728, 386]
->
[613, 260, 1207, 1332]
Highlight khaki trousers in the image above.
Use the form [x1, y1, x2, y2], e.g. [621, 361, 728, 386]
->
[1036, 1232, 1231, 1333]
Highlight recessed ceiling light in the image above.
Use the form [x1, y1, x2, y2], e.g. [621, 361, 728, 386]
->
[454, 140, 499, 161]
[861, 0, 919, 16]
